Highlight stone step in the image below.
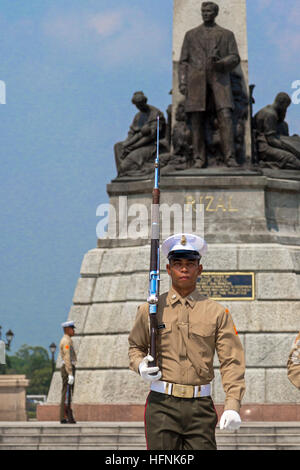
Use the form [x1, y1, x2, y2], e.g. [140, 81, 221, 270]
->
[3, 432, 300, 445]
[217, 433, 300, 444]
[1, 422, 300, 450]
[0, 432, 144, 441]
[0, 426, 144, 435]
[219, 443, 300, 450]
[1, 442, 300, 451]
[0, 444, 148, 451]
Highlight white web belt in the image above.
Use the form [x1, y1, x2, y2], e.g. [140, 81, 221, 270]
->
[150, 380, 211, 399]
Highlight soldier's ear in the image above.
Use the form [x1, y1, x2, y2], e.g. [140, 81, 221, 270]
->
[166, 264, 171, 275]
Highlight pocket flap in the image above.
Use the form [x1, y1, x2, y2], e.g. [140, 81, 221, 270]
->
[190, 322, 215, 337]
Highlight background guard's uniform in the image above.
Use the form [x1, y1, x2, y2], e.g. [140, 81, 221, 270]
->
[128, 286, 245, 450]
[59, 334, 77, 422]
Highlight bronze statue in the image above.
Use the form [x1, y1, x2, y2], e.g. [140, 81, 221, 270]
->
[114, 91, 166, 177]
[160, 101, 193, 174]
[179, 1, 241, 168]
[172, 101, 193, 162]
[202, 72, 249, 167]
[254, 92, 300, 170]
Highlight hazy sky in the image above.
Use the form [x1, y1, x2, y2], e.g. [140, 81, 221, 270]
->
[0, 0, 299, 354]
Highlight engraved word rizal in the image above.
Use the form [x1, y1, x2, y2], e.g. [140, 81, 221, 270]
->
[185, 195, 239, 213]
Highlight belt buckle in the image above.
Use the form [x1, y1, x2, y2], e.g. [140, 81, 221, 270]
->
[172, 383, 194, 399]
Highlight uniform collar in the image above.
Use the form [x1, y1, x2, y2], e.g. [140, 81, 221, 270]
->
[167, 287, 201, 308]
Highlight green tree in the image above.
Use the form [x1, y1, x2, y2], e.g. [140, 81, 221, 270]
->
[1, 344, 52, 394]
[28, 366, 52, 395]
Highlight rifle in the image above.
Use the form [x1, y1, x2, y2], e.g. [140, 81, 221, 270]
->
[147, 116, 160, 368]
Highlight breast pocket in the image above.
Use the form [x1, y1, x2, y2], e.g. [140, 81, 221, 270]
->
[190, 322, 215, 338]
[189, 322, 215, 380]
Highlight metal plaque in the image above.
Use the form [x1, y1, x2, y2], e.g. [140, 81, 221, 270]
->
[197, 272, 255, 301]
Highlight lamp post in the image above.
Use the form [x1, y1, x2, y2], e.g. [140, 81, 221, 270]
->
[49, 342, 57, 374]
[0, 327, 14, 372]
[0, 326, 14, 350]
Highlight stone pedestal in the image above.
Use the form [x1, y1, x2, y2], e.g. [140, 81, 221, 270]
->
[41, 170, 300, 422]
[0, 375, 29, 421]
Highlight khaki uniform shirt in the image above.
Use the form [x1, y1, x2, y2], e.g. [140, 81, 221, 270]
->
[287, 332, 300, 389]
[60, 334, 77, 376]
[128, 287, 245, 412]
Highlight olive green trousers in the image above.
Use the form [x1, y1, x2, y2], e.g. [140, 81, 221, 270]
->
[60, 365, 75, 421]
[144, 391, 218, 450]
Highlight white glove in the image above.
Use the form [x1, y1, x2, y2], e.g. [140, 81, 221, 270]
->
[68, 375, 74, 385]
[220, 410, 241, 431]
[138, 355, 162, 383]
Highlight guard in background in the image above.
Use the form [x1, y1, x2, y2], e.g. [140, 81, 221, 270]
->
[128, 233, 246, 450]
[287, 332, 300, 389]
[60, 320, 77, 424]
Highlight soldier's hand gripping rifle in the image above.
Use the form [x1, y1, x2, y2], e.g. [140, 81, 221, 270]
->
[147, 116, 160, 369]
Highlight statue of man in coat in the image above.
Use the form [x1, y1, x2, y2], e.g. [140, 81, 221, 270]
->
[179, 1, 241, 168]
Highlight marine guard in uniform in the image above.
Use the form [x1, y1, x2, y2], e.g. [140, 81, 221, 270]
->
[60, 320, 77, 424]
[128, 234, 246, 450]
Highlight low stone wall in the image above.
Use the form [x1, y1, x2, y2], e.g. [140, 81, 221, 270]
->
[0, 375, 29, 421]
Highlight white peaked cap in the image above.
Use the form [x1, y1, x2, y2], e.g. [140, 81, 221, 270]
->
[61, 320, 76, 328]
[162, 233, 208, 258]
